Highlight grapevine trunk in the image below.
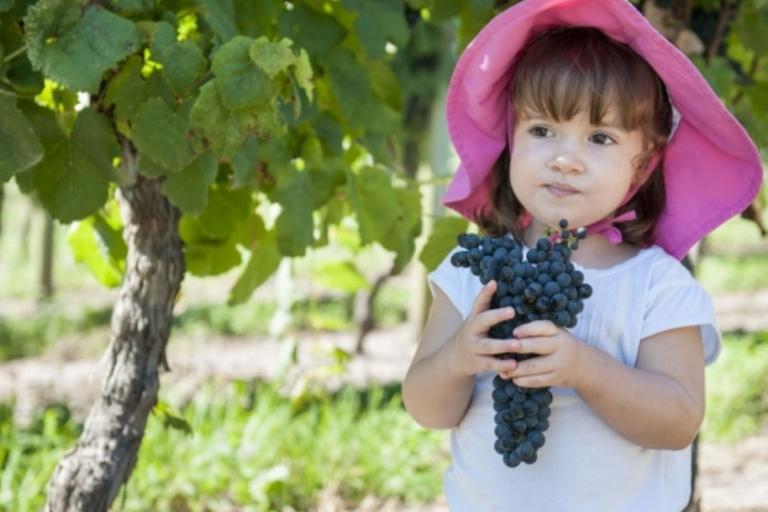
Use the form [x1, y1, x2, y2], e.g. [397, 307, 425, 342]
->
[44, 173, 184, 511]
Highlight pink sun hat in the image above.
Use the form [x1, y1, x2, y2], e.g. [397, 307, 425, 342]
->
[443, 0, 763, 261]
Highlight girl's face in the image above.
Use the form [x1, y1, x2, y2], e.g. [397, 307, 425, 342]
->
[509, 108, 647, 236]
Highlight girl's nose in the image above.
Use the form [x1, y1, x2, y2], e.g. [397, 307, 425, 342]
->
[547, 152, 586, 174]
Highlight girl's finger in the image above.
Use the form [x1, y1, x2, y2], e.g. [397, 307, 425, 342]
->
[511, 335, 553, 355]
[476, 307, 516, 333]
[512, 373, 554, 389]
[469, 280, 497, 317]
[513, 319, 560, 339]
[474, 336, 519, 355]
[510, 353, 554, 376]
[478, 354, 517, 374]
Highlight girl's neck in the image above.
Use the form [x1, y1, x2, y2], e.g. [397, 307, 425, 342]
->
[521, 222, 641, 270]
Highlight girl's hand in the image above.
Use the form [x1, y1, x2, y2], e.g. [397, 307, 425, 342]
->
[500, 320, 592, 389]
[448, 280, 519, 377]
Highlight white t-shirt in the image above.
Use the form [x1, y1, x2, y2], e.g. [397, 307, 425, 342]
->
[428, 241, 720, 512]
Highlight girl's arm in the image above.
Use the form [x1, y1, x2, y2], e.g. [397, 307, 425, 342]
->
[402, 283, 519, 429]
[576, 326, 705, 450]
[506, 323, 705, 450]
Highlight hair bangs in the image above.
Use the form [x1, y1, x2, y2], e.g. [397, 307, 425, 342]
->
[511, 27, 664, 134]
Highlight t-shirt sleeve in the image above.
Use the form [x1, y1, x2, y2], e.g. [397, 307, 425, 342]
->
[427, 246, 469, 319]
[641, 255, 721, 365]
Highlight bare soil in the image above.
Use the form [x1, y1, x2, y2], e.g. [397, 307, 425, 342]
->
[2, 289, 768, 511]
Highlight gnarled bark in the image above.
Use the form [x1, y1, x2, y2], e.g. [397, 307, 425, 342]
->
[45, 173, 184, 512]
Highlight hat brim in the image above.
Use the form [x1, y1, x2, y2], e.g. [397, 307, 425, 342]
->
[443, 0, 763, 260]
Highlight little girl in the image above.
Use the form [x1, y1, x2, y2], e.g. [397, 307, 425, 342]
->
[402, 0, 763, 510]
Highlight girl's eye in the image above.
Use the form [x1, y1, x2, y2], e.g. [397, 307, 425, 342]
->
[590, 133, 616, 145]
[529, 126, 552, 137]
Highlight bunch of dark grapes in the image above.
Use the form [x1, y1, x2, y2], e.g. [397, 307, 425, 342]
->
[450, 219, 592, 467]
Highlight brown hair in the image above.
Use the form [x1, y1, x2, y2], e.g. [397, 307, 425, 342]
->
[476, 26, 673, 246]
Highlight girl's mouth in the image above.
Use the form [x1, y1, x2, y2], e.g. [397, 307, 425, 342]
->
[546, 183, 579, 197]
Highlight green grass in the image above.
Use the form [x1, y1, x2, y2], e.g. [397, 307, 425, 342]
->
[703, 331, 768, 443]
[0, 381, 448, 512]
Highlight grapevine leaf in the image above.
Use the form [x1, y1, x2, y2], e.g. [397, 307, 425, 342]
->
[418, 216, 469, 271]
[379, 186, 422, 272]
[340, 0, 409, 58]
[0, 92, 43, 183]
[313, 113, 344, 156]
[179, 214, 242, 277]
[5, 54, 44, 97]
[32, 108, 119, 222]
[250, 37, 296, 79]
[136, 153, 168, 178]
[277, 4, 346, 58]
[133, 98, 197, 170]
[196, 0, 237, 42]
[227, 216, 282, 305]
[24, 1, 140, 93]
[346, 166, 399, 246]
[67, 209, 127, 288]
[197, 184, 252, 239]
[312, 261, 371, 294]
[160, 151, 218, 215]
[233, 0, 281, 38]
[323, 50, 400, 133]
[733, 3, 768, 55]
[107, 0, 155, 17]
[212, 35, 277, 110]
[692, 56, 737, 102]
[191, 80, 283, 158]
[230, 135, 259, 187]
[273, 167, 315, 256]
[150, 21, 207, 95]
[105, 55, 146, 120]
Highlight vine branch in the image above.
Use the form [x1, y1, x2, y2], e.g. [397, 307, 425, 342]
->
[2, 45, 27, 65]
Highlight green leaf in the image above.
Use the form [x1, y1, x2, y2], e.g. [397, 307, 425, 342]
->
[250, 37, 296, 79]
[5, 54, 45, 97]
[0, 92, 43, 183]
[227, 216, 282, 305]
[136, 153, 168, 178]
[24, 1, 140, 93]
[346, 166, 399, 245]
[230, 135, 259, 187]
[160, 151, 218, 215]
[133, 98, 197, 170]
[273, 167, 315, 256]
[196, 0, 237, 42]
[107, 0, 155, 17]
[277, 4, 346, 59]
[197, 183, 252, 239]
[32, 108, 118, 222]
[733, 3, 768, 55]
[67, 208, 127, 288]
[313, 260, 371, 294]
[179, 214, 243, 277]
[323, 50, 400, 133]
[340, 0, 409, 58]
[379, 186, 422, 272]
[212, 35, 277, 110]
[105, 55, 146, 120]
[692, 56, 737, 102]
[419, 216, 469, 271]
[153, 401, 193, 436]
[150, 21, 207, 95]
[0, 0, 14, 13]
[191, 80, 283, 157]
